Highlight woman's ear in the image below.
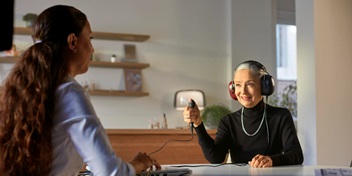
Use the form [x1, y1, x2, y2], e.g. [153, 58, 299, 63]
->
[67, 33, 77, 52]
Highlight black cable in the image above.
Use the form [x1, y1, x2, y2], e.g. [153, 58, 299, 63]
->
[148, 132, 194, 156]
[149, 100, 196, 156]
[264, 95, 270, 154]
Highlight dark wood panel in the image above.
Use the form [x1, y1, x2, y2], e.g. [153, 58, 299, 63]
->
[106, 129, 216, 164]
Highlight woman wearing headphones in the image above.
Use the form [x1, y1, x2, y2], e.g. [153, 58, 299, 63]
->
[182, 60, 303, 168]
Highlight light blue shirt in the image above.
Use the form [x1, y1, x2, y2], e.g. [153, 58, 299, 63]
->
[50, 77, 135, 176]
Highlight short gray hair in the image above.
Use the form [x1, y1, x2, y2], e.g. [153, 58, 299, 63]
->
[234, 61, 266, 79]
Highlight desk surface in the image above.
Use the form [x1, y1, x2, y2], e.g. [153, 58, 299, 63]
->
[163, 164, 352, 176]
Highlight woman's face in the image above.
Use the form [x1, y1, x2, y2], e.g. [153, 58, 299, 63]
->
[69, 20, 94, 76]
[233, 69, 262, 108]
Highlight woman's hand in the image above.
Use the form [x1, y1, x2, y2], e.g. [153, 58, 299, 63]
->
[182, 99, 202, 127]
[248, 154, 273, 168]
[129, 152, 161, 174]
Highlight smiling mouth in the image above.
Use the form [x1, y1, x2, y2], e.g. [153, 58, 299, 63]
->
[241, 96, 251, 101]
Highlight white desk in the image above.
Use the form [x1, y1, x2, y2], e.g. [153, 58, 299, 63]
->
[162, 164, 352, 176]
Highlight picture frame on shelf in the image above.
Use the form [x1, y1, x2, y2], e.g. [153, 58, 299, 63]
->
[124, 68, 142, 92]
[122, 44, 137, 62]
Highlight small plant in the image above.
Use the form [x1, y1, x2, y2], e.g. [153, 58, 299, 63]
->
[268, 81, 297, 118]
[23, 13, 38, 28]
[201, 104, 231, 129]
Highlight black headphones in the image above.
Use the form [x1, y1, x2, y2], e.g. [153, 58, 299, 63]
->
[228, 60, 275, 100]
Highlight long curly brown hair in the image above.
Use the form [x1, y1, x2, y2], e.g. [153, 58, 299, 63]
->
[0, 5, 87, 176]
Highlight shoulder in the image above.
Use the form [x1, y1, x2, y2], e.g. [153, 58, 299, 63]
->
[56, 78, 88, 101]
[266, 104, 291, 116]
[54, 78, 96, 119]
[266, 104, 294, 126]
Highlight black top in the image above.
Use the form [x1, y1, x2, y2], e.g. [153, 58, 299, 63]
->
[195, 100, 304, 166]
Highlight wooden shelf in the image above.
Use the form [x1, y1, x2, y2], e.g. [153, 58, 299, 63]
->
[88, 89, 148, 96]
[0, 56, 150, 69]
[7, 28, 151, 97]
[0, 56, 18, 63]
[93, 31, 149, 42]
[90, 61, 149, 69]
[14, 27, 150, 42]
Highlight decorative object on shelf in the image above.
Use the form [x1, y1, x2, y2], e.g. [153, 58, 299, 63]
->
[122, 44, 137, 62]
[201, 104, 231, 129]
[110, 54, 116, 62]
[88, 80, 95, 91]
[22, 13, 38, 28]
[90, 54, 98, 62]
[124, 68, 142, 92]
[153, 117, 160, 129]
[162, 113, 168, 129]
[82, 81, 89, 91]
[5, 44, 19, 56]
[174, 90, 205, 110]
[148, 113, 168, 129]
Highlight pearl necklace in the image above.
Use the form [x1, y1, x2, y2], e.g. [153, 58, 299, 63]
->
[241, 103, 266, 136]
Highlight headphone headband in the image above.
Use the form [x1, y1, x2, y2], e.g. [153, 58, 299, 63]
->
[229, 60, 275, 100]
[236, 60, 267, 73]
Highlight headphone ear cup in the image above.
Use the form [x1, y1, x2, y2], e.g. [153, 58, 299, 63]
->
[261, 74, 275, 96]
[228, 81, 237, 100]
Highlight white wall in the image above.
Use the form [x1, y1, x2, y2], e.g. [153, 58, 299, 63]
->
[296, 0, 317, 166]
[5, 1, 277, 130]
[230, 0, 277, 110]
[297, 0, 352, 167]
[10, 0, 230, 129]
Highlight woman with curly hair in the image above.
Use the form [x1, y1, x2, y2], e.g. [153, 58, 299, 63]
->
[0, 5, 159, 176]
